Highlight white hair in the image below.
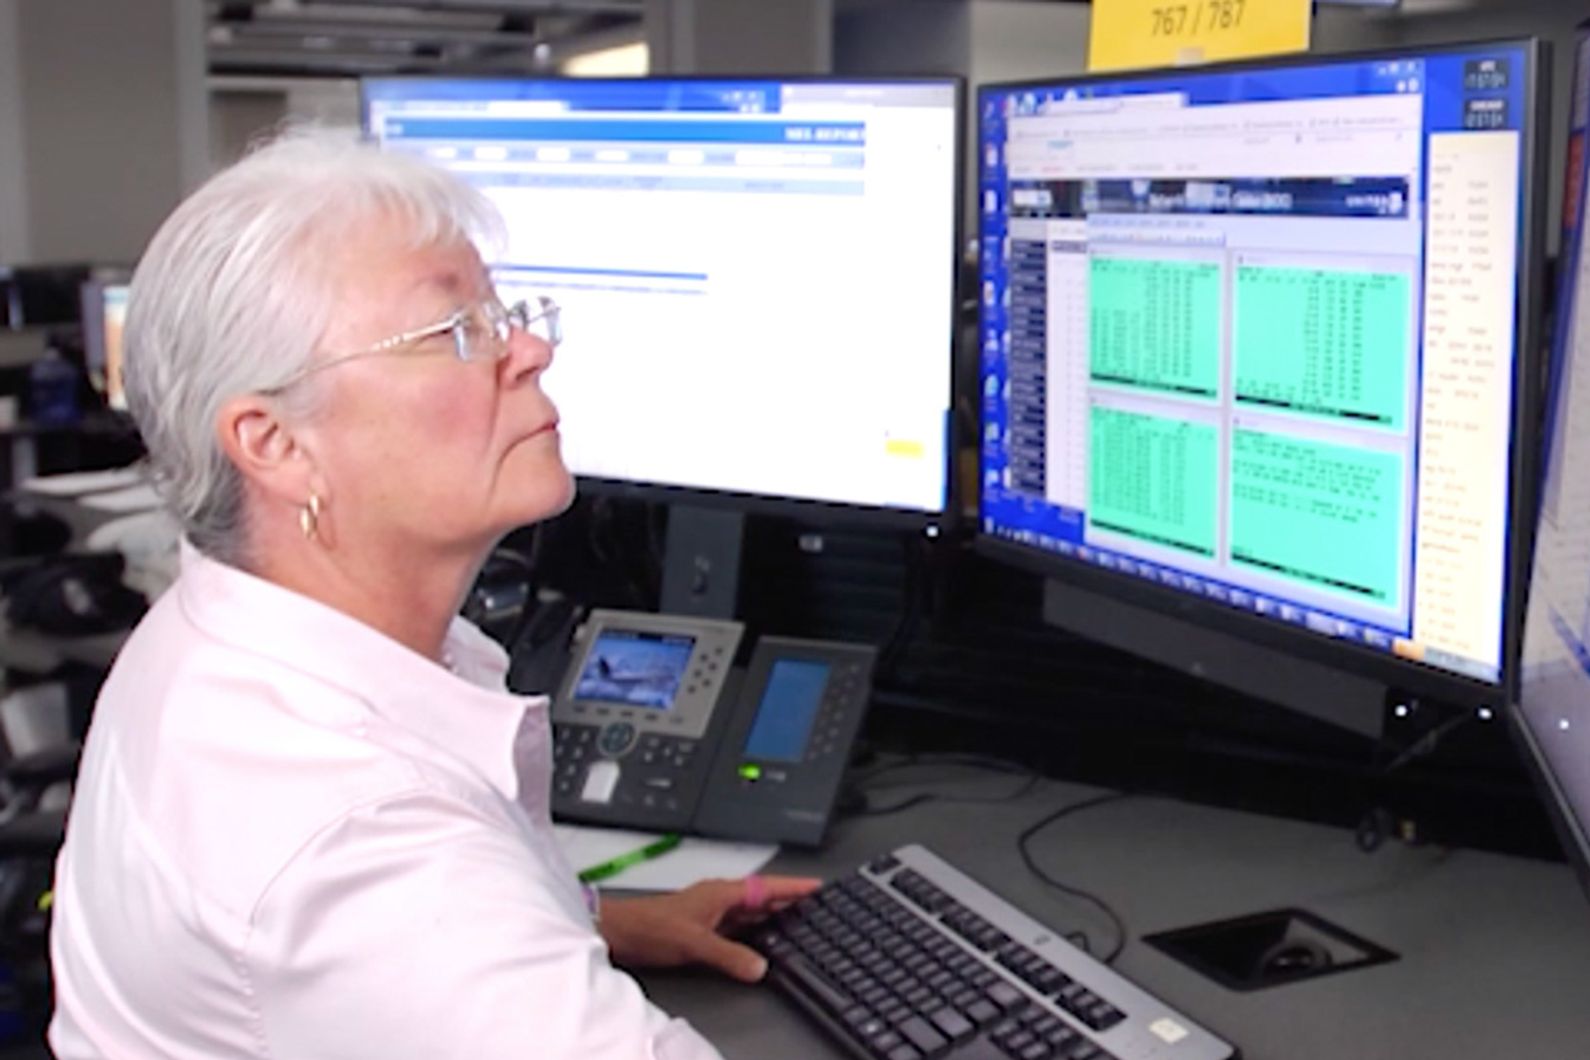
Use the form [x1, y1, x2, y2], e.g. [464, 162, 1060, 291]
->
[123, 125, 503, 563]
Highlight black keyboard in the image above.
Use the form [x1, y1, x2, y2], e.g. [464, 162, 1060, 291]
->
[748, 844, 1237, 1060]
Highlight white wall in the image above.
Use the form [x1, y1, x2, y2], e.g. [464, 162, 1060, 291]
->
[968, 0, 1090, 88]
[0, 1, 29, 263]
[12, 0, 207, 265]
[207, 78, 361, 172]
[647, 0, 831, 73]
[209, 91, 290, 174]
[1311, 7, 1404, 54]
[833, 0, 969, 77]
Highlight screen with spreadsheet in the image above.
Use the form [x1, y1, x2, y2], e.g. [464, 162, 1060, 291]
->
[363, 77, 959, 518]
[977, 43, 1541, 689]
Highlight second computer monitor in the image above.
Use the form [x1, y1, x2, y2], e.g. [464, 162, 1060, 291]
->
[977, 41, 1545, 715]
[363, 77, 961, 521]
[79, 276, 130, 413]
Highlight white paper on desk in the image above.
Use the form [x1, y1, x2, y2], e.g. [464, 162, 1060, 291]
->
[21, 466, 145, 496]
[552, 823, 777, 893]
[77, 483, 162, 513]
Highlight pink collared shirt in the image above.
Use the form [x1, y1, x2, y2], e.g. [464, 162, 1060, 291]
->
[49, 545, 721, 1059]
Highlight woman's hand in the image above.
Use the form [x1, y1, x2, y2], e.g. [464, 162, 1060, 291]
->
[598, 874, 822, 983]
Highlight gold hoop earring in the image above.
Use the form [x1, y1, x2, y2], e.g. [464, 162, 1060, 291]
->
[299, 492, 323, 541]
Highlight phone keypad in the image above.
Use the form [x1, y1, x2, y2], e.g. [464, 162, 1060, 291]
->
[551, 722, 702, 810]
[806, 661, 865, 762]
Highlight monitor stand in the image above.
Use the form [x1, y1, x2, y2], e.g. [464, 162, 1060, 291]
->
[659, 504, 743, 619]
[1042, 577, 1388, 738]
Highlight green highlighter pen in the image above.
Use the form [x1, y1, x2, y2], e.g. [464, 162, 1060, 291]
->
[577, 833, 684, 884]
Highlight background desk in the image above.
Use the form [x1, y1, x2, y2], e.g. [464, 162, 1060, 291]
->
[639, 770, 1590, 1060]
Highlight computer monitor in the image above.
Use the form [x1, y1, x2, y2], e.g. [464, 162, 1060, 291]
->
[6, 264, 93, 327]
[363, 77, 959, 512]
[364, 76, 961, 616]
[976, 41, 1546, 736]
[80, 275, 130, 412]
[1516, 23, 1590, 900]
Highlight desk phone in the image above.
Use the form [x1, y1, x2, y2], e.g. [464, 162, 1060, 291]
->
[549, 609, 875, 846]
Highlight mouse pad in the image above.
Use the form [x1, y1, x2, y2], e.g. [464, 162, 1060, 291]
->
[1144, 908, 1397, 991]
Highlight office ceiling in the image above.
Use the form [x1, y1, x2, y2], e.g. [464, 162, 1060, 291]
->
[206, 0, 1501, 79]
[206, 0, 645, 78]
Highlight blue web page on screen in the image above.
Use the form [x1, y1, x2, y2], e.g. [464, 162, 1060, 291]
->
[978, 48, 1530, 683]
[366, 80, 957, 514]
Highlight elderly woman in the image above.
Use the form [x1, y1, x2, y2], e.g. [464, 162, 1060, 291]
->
[48, 130, 817, 1058]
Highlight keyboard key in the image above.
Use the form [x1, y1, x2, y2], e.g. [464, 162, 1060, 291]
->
[987, 981, 1029, 1012]
[988, 1017, 1020, 1039]
[1044, 1024, 1081, 1049]
[948, 986, 982, 1011]
[929, 1006, 974, 1043]
[1004, 1029, 1037, 1051]
[870, 1030, 904, 1054]
[964, 999, 1001, 1026]
[887, 1046, 922, 1060]
[1081, 1003, 1125, 1032]
[949, 1036, 1008, 1060]
[776, 954, 854, 1014]
[858, 1017, 888, 1039]
[898, 1016, 949, 1055]
[885, 1005, 918, 1027]
[1055, 983, 1088, 1010]
[1030, 1014, 1062, 1036]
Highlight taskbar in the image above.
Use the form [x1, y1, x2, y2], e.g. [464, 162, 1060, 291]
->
[984, 521, 1499, 686]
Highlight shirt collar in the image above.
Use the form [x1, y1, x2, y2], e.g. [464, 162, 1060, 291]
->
[174, 541, 544, 801]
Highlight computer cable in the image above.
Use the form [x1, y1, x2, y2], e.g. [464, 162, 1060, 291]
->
[847, 750, 1042, 817]
[855, 750, 1036, 782]
[876, 532, 929, 685]
[1377, 708, 1479, 777]
[1356, 707, 1482, 853]
[852, 771, 1044, 818]
[1016, 792, 1134, 964]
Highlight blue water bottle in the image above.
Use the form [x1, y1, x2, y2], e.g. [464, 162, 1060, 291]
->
[28, 346, 79, 426]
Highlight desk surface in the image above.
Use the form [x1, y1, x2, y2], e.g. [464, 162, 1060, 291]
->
[638, 766, 1590, 1060]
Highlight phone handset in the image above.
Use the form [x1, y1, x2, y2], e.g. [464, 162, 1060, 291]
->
[550, 609, 743, 833]
[549, 609, 875, 846]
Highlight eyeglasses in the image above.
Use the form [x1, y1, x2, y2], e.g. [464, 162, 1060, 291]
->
[262, 295, 561, 395]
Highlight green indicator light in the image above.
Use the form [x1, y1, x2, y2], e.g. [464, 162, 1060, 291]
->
[738, 764, 762, 781]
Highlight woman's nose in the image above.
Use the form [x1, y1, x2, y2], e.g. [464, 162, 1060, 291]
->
[501, 325, 554, 385]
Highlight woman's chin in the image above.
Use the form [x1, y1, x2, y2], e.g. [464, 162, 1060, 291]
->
[503, 464, 576, 529]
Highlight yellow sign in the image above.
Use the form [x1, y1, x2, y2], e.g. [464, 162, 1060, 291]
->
[1088, 0, 1312, 73]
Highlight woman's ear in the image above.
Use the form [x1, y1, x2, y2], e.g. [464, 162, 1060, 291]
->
[215, 393, 318, 509]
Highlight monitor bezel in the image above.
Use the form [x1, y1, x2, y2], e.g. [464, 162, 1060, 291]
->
[360, 73, 967, 531]
[973, 38, 1549, 709]
[1509, 25, 1590, 903]
[1509, 702, 1590, 904]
